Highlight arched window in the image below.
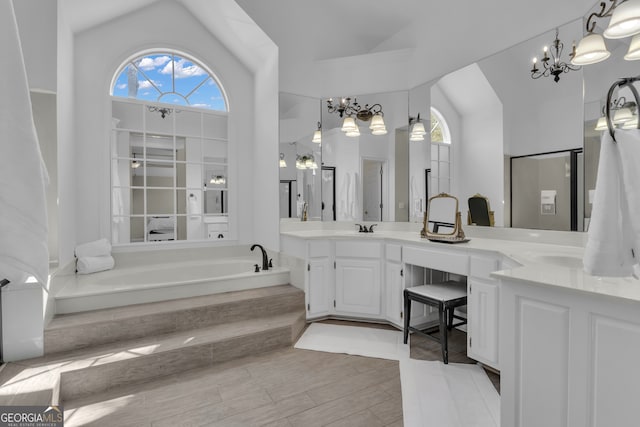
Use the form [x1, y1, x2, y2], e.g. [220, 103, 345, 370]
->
[430, 107, 450, 144]
[111, 52, 227, 111]
[110, 51, 230, 245]
[430, 107, 452, 194]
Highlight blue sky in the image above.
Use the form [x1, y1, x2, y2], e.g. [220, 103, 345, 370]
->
[112, 53, 226, 111]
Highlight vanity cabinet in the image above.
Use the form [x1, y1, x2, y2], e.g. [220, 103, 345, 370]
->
[306, 240, 333, 317]
[467, 255, 501, 370]
[385, 243, 404, 327]
[334, 241, 383, 317]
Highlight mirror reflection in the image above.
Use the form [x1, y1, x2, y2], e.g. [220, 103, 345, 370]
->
[422, 193, 467, 242]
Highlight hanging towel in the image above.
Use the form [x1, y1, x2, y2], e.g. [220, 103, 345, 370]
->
[0, 0, 49, 285]
[75, 238, 112, 258]
[77, 256, 115, 275]
[583, 131, 636, 276]
[188, 193, 201, 219]
[615, 129, 640, 267]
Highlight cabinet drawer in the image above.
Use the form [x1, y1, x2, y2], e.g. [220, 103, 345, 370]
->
[386, 244, 402, 263]
[470, 256, 499, 279]
[403, 246, 468, 275]
[335, 241, 381, 258]
[309, 240, 330, 258]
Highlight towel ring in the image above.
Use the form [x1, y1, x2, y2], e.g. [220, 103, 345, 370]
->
[605, 75, 640, 142]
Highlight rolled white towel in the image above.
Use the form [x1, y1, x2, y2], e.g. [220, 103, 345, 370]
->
[75, 238, 111, 258]
[76, 256, 115, 275]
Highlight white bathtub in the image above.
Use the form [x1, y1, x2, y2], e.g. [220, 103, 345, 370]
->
[53, 249, 290, 314]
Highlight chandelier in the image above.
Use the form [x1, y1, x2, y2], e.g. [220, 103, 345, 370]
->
[594, 96, 638, 130]
[573, 0, 640, 65]
[530, 28, 581, 82]
[326, 97, 387, 137]
[296, 154, 318, 170]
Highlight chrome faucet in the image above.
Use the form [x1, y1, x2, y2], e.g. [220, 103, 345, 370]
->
[251, 244, 269, 271]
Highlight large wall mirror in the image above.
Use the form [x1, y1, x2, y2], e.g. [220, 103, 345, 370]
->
[278, 4, 636, 232]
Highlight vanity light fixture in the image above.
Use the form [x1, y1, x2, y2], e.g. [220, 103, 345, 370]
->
[131, 153, 141, 169]
[573, 0, 640, 65]
[327, 97, 387, 137]
[279, 153, 287, 168]
[409, 114, 427, 141]
[209, 175, 226, 185]
[530, 28, 581, 82]
[296, 154, 318, 170]
[594, 96, 637, 130]
[312, 122, 322, 143]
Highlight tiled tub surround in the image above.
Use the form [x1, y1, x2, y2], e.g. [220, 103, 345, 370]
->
[52, 245, 290, 313]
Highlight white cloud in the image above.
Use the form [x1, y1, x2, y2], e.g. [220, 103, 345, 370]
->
[160, 59, 206, 78]
[138, 80, 161, 89]
[116, 83, 127, 90]
[191, 103, 211, 108]
[137, 56, 171, 71]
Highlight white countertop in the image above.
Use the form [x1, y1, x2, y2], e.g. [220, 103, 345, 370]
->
[280, 222, 640, 303]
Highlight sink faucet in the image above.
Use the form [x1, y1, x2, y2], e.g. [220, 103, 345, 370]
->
[251, 244, 269, 271]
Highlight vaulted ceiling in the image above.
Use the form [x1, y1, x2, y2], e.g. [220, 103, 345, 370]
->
[61, 0, 597, 94]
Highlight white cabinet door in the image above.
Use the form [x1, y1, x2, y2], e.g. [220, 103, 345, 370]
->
[468, 278, 499, 369]
[335, 259, 381, 316]
[385, 261, 403, 327]
[307, 258, 332, 318]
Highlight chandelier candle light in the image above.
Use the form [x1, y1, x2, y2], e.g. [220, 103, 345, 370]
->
[531, 28, 581, 82]
[327, 97, 387, 137]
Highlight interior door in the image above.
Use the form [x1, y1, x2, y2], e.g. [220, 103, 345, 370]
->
[363, 159, 383, 221]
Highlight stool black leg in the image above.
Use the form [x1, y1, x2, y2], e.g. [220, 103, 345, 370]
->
[403, 290, 411, 344]
[448, 306, 454, 330]
[439, 303, 448, 364]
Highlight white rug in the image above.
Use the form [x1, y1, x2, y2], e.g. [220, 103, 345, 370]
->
[294, 322, 409, 360]
[294, 323, 500, 427]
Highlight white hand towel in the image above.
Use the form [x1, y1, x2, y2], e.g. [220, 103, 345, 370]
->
[188, 194, 200, 218]
[75, 238, 112, 258]
[77, 256, 115, 275]
[0, 0, 49, 285]
[614, 129, 640, 265]
[583, 131, 636, 276]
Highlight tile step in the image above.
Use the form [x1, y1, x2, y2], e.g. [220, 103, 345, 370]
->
[45, 284, 304, 355]
[3, 310, 305, 404]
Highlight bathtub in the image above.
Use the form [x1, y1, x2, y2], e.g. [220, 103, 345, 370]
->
[53, 248, 290, 314]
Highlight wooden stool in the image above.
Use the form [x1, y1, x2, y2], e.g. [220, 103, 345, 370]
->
[403, 281, 468, 364]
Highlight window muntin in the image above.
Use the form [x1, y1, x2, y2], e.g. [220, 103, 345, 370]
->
[112, 52, 227, 111]
[430, 107, 452, 194]
[430, 107, 450, 144]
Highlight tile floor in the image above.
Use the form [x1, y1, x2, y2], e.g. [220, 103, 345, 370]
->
[61, 321, 499, 426]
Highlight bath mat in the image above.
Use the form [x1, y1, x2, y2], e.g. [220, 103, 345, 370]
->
[294, 322, 409, 360]
[294, 323, 500, 427]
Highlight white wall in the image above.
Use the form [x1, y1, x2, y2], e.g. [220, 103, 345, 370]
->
[70, 1, 261, 250]
[478, 19, 584, 157]
[13, 0, 57, 92]
[56, 1, 77, 267]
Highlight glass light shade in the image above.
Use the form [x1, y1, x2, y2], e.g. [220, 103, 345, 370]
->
[310, 161, 318, 169]
[131, 160, 141, 169]
[594, 116, 609, 131]
[622, 117, 639, 129]
[625, 33, 640, 60]
[614, 107, 634, 123]
[571, 33, 611, 65]
[296, 159, 304, 169]
[341, 117, 357, 132]
[410, 133, 425, 141]
[305, 158, 313, 168]
[604, 0, 640, 39]
[371, 128, 388, 135]
[312, 129, 322, 143]
[345, 126, 360, 137]
[369, 113, 386, 130]
[413, 122, 427, 135]
[279, 158, 287, 168]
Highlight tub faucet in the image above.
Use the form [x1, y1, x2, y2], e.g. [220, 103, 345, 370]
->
[251, 244, 269, 271]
